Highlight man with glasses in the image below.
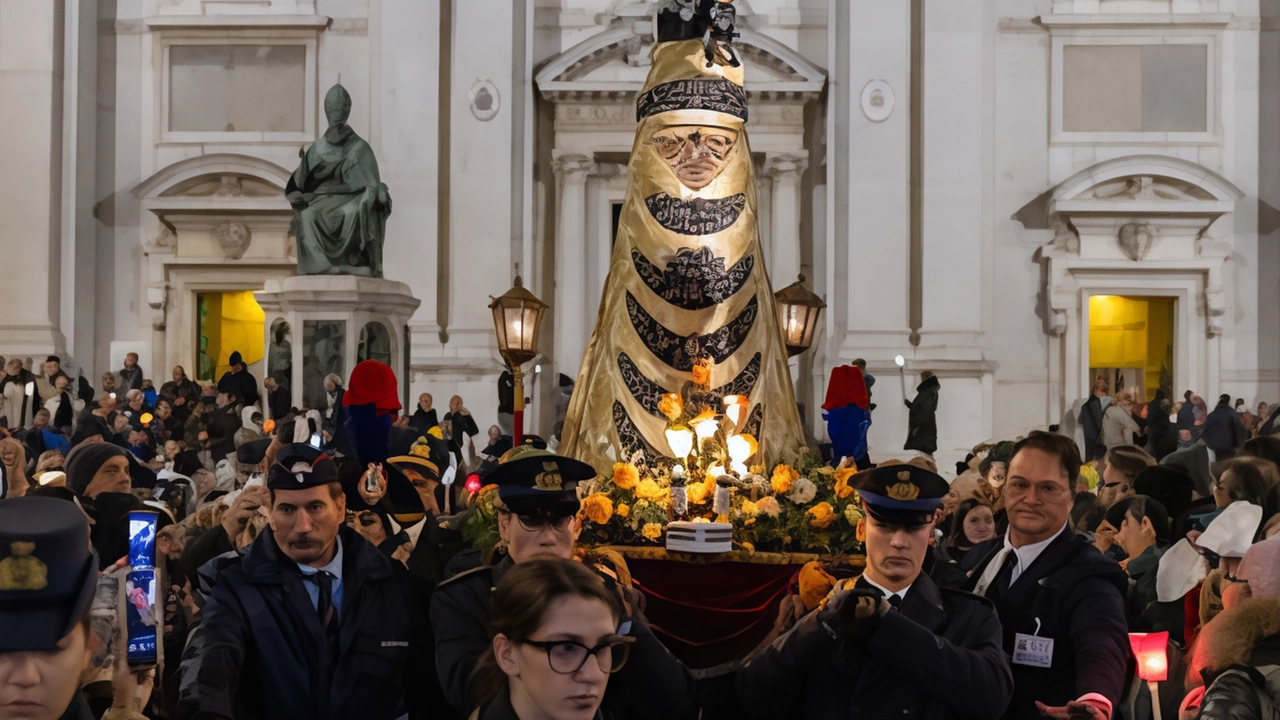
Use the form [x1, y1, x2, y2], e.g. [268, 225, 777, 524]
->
[738, 464, 1013, 719]
[430, 446, 698, 719]
[961, 432, 1130, 720]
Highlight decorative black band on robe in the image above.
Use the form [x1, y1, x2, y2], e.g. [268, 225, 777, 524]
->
[626, 292, 758, 371]
[632, 247, 753, 310]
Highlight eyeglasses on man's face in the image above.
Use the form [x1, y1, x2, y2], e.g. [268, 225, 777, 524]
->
[517, 636, 636, 674]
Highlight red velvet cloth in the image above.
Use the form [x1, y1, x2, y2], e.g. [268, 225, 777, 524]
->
[822, 365, 869, 411]
[628, 558, 799, 670]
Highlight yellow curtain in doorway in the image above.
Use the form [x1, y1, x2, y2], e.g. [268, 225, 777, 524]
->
[206, 291, 265, 380]
[1089, 295, 1148, 368]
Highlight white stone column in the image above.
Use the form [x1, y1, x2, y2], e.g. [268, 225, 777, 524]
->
[0, 0, 66, 356]
[553, 153, 596, 380]
[764, 153, 808, 287]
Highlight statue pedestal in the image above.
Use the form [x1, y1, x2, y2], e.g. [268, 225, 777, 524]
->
[255, 275, 420, 417]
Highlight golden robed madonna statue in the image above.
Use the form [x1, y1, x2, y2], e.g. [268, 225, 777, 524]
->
[561, 0, 806, 475]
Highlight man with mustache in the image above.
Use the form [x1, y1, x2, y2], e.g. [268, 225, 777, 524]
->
[961, 432, 1129, 720]
[177, 443, 432, 720]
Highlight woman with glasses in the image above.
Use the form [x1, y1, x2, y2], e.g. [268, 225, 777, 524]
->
[469, 558, 634, 720]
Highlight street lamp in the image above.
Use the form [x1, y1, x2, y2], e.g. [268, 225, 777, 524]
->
[774, 274, 826, 357]
[489, 276, 548, 445]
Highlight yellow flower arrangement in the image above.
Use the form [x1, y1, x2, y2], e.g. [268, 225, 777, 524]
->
[612, 462, 640, 490]
[798, 561, 837, 611]
[582, 493, 614, 524]
[616, 503, 630, 518]
[691, 358, 713, 386]
[807, 501, 836, 529]
[636, 478, 664, 500]
[740, 499, 760, 517]
[756, 495, 781, 517]
[833, 466, 857, 499]
[686, 477, 714, 505]
[641, 522, 664, 541]
[1078, 464, 1100, 491]
[771, 464, 798, 494]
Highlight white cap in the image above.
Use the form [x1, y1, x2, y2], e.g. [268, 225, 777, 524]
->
[1156, 538, 1208, 602]
[1198, 501, 1263, 559]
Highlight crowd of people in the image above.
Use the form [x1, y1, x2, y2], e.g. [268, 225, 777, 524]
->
[2, 356, 1280, 720]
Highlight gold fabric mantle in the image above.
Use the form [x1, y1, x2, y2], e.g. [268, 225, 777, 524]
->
[561, 39, 806, 475]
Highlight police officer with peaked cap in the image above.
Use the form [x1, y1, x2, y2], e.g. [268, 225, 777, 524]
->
[176, 443, 436, 720]
[738, 464, 1014, 720]
[429, 446, 698, 719]
[0, 496, 101, 719]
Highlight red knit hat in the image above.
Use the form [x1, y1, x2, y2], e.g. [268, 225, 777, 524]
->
[822, 365, 870, 411]
[343, 360, 402, 413]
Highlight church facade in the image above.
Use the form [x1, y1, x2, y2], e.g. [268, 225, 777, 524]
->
[2, 0, 1276, 468]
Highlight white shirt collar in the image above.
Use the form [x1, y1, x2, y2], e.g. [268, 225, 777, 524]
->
[297, 536, 344, 581]
[1004, 522, 1069, 579]
[861, 574, 911, 602]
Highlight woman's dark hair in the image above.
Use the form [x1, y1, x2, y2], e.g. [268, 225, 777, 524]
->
[1240, 436, 1280, 468]
[1104, 446, 1156, 484]
[948, 499, 991, 549]
[1218, 457, 1280, 538]
[978, 456, 1006, 481]
[1010, 431, 1082, 483]
[1218, 457, 1280, 506]
[1072, 492, 1102, 532]
[468, 558, 624, 714]
[1105, 495, 1171, 546]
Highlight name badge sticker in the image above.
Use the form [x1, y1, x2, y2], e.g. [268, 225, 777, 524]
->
[1012, 633, 1054, 668]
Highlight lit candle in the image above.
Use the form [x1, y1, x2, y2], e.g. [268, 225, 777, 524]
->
[723, 395, 746, 427]
[727, 434, 751, 467]
[665, 427, 694, 459]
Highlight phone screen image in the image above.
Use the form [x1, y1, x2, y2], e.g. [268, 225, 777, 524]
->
[126, 511, 159, 666]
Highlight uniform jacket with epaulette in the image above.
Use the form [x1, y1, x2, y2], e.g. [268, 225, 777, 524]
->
[737, 571, 1013, 720]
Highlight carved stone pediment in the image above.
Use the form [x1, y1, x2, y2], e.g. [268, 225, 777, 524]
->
[536, 25, 825, 103]
[1077, 175, 1214, 203]
[161, 174, 281, 198]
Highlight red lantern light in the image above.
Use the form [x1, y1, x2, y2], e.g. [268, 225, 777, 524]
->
[1129, 632, 1169, 682]
[465, 473, 482, 495]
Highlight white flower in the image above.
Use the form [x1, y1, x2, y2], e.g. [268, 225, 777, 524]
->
[788, 477, 817, 505]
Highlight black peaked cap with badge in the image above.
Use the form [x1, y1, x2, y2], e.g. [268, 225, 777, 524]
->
[0, 496, 99, 652]
[851, 463, 950, 526]
[268, 443, 340, 490]
[487, 445, 597, 516]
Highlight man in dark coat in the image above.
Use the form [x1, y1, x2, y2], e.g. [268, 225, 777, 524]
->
[1200, 394, 1248, 459]
[904, 371, 940, 455]
[1178, 390, 1198, 431]
[409, 392, 438, 437]
[738, 464, 1013, 720]
[430, 447, 698, 719]
[177, 444, 433, 720]
[219, 351, 260, 408]
[205, 375, 243, 463]
[118, 352, 144, 392]
[959, 431, 1131, 720]
[1080, 378, 1111, 462]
